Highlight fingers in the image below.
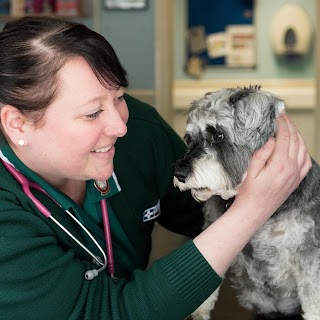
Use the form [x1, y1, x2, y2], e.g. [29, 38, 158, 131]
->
[281, 114, 312, 182]
[247, 137, 275, 179]
[272, 114, 291, 161]
[300, 154, 312, 180]
[269, 114, 299, 170]
[281, 114, 299, 159]
[275, 114, 311, 188]
[296, 130, 312, 181]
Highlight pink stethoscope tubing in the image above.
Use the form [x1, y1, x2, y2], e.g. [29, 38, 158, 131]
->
[2, 160, 115, 280]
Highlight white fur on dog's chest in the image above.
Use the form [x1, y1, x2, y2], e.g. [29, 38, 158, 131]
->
[253, 209, 312, 251]
[230, 209, 315, 314]
[241, 209, 314, 281]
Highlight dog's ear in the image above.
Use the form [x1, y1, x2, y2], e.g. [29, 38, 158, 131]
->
[274, 99, 285, 118]
[231, 87, 286, 151]
[228, 85, 261, 107]
[229, 90, 250, 107]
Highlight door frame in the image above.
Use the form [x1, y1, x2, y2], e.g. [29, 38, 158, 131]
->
[316, 1, 320, 162]
[155, 0, 174, 125]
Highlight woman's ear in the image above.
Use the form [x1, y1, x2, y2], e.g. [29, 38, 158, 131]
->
[0, 105, 28, 146]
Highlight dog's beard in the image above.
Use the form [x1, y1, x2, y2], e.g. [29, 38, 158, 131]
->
[191, 188, 217, 202]
[174, 157, 239, 201]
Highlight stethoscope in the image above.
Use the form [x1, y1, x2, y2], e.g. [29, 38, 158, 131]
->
[1, 160, 116, 281]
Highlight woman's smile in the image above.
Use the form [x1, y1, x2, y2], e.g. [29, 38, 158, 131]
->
[92, 144, 113, 153]
[90, 144, 115, 160]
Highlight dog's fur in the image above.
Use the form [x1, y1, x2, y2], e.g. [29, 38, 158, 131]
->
[174, 86, 320, 320]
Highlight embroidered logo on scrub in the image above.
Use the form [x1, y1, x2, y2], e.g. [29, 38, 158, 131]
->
[143, 200, 161, 222]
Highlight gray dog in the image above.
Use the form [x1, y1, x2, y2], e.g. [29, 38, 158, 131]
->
[174, 86, 320, 320]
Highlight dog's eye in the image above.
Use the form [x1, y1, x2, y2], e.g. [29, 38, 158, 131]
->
[212, 132, 224, 142]
[206, 125, 224, 143]
[184, 134, 192, 145]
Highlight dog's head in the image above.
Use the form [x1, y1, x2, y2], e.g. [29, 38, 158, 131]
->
[174, 85, 285, 202]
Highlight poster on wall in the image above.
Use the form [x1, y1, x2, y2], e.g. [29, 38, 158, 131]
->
[206, 32, 228, 59]
[187, 0, 256, 75]
[225, 25, 256, 67]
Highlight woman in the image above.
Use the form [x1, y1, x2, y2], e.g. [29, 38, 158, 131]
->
[0, 17, 311, 320]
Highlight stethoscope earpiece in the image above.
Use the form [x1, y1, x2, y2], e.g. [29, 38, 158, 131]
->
[85, 269, 99, 280]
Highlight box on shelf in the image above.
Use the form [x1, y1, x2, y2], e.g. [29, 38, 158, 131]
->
[8, 0, 81, 16]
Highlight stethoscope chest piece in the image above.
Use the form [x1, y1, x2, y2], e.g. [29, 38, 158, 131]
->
[94, 180, 110, 196]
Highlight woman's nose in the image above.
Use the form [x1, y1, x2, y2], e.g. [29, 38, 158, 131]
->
[103, 107, 127, 137]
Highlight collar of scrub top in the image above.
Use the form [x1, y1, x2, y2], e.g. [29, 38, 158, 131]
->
[0, 142, 122, 280]
[0, 142, 121, 217]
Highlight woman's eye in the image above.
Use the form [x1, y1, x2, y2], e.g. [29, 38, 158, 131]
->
[86, 109, 104, 120]
[115, 94, 125, 105]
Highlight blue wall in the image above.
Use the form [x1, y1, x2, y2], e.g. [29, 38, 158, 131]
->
[99, 0, 155, 89]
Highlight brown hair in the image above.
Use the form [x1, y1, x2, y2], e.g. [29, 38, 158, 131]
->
[0, 16, 128, 132]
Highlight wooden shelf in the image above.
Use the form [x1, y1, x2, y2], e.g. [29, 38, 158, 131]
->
[0, 1, 86, 21]
[0, 13, 86, 21]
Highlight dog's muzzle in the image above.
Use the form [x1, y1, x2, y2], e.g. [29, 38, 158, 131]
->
[174, 159, 190, 183]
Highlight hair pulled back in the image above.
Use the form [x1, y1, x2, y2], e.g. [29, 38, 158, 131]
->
[0, 16, 128, 130]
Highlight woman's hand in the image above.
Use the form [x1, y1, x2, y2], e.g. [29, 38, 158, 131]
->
[235, 113, 312, 218]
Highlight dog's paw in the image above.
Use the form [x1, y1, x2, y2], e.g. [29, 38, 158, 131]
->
[303, 314, 320, 320]
[187, 314, 211, 320]
[188, 308, 212, 320]
[187, 289, 219, 320]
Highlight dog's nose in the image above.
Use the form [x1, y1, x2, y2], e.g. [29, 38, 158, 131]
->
[174, 159, 190, 183]
[174, 169, 188, 183]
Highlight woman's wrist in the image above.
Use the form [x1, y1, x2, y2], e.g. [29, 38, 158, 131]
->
[193, 200, 270, 277]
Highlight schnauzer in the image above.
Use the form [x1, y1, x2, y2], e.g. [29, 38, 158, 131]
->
[174, 86, 320, 320]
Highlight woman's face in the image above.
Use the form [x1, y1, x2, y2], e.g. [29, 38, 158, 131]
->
[19, 57, 128, 186]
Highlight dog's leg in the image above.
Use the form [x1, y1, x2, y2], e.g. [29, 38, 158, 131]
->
[296, 259, 320, 320]
[299, 289, 320, 320]
[297, 285, 320, 319]
[189, 286, 221, 320]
